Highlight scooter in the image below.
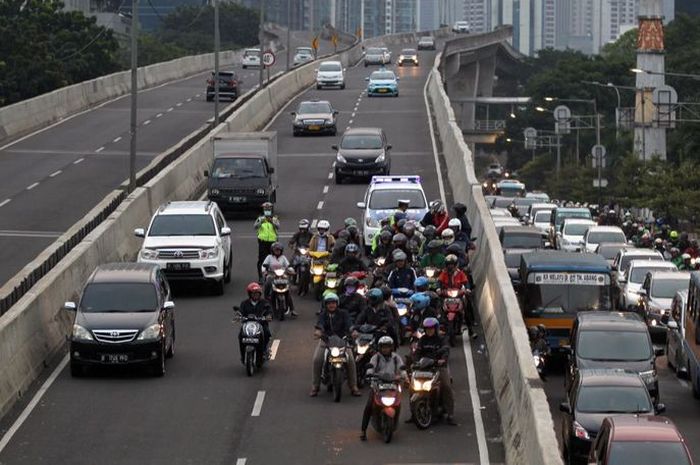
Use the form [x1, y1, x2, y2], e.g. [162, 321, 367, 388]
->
[269, 265, 295, 321]
[393, 288, 414, 345]
[310, 251, 330, 301]
[322, 335, 349, 403]
[409, 357, 444, 429]
[294, 247, 311, 296]
[421, 266, 440, 290]
[354, 323, 378, 387]
[367, 372, 402, 443]
[442, 287, 465, 347]
[233, 309, 268, 377]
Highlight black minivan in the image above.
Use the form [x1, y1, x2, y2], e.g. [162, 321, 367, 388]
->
[65, 263, 175, 377]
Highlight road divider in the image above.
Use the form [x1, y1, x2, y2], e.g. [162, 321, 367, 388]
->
[425, 52, 562, 465]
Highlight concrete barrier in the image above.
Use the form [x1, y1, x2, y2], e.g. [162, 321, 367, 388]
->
[426, 54, 563, 465]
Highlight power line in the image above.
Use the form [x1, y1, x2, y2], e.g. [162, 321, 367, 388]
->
[58, 0, 127, 62]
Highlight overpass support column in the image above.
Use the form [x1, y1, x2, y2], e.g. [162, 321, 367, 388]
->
[445, 58, 479, 131]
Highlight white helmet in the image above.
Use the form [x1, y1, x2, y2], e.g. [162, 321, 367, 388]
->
[448, 218, 461, 231]
[317, 220, 330, 230]
[378, 335, 394, 347]
[441, 228, 455, 244]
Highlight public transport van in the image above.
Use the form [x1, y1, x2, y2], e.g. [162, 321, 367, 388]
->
[518, 251, 612, 352]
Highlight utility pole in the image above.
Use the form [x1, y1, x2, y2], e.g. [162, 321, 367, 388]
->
[213, 0, 220, 126]
[128, 0, 139, 193]
[556, 132, 561, 179]
[286, 0, 291, 71]
[258, 0, 265, 89]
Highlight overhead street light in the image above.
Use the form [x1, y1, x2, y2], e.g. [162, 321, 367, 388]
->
[631, 67, 700, 80]
[535, 106, 550, 113]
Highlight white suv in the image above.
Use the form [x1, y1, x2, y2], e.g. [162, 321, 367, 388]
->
[242, 48, 261, 69]
[452, 21, 471, 33]
[135, 201, 232, 295]
[316, 61, 345, 89]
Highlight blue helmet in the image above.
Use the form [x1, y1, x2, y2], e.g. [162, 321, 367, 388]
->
[410, 293, 431, 310]
[368, 288, 384, 304]
[414, 276, 429, 289]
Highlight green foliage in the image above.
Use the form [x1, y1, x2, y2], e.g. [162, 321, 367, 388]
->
[0, 0, 120, 105]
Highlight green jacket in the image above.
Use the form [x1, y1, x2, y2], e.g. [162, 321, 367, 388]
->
[420, 253, 446, 269]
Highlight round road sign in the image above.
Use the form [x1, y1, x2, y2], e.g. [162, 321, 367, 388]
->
[262, 50, 276, 67]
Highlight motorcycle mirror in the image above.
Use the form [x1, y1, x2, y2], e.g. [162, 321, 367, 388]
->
[559, 402, 572, 414]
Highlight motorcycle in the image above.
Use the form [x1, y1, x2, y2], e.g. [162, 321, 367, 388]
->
[422, 266, 440, 290]
[392, 287, 414, 345]
[294, 247, 311, 296]
[322, 335, 349, 402]
[269, 265, 295, 321]
[354, 323, 378, 387]
[323, 263, 341, 296]
[233, 309, 268, 377]
[442, 287, 465, 347]
[309, 251, 331, 300]
[409, 357, 444, 429]
[367, 372, 402, 443]
[532, 349, 547, 381]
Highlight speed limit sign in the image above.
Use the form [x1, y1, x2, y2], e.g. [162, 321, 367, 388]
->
[262, 50, 275, 67]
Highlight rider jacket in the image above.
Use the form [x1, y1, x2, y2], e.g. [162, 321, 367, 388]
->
[355, 305, 395, 329]
[339, 292, 367, 321]
[338, 256, 369, 274]
[309, 234, 335, 253]
[239, 298, 273, 319]
[438, 269, 470, 289]
[415, 333, 449, 361]
[366, 352, 407, 379]
[387, 266, 417, 290]
[289, 231, 313, 249]
[315, 309, 353, 338]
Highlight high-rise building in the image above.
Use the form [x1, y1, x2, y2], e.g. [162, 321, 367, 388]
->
[464, 0, 487, 33]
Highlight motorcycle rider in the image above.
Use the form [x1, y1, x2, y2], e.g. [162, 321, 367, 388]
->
[448, 218, 470, 248]
[422, 200, 450, 234]
[260, 242, 295, 317]
[420, 239, 446, 269]
[355, 288, 398, 344]
[452, 202, 472, 239]
[387, 249, 418, 291]
[236, 282, 273, 362]
[331, 231, 349, 264]
[404, 222, 424, 253]
[438, 254, 476, 339]
[360, 335, 407, 441]
[372, 229, 394, 258]
[311, 293, 361, 397]
[338, 243, 369, 275]
[309, 220, 335, 253]
[441, 228, 455, 247]
[254, 202, 280, 281]
[679, 253, 693, 271]
[334, 218, 358, 239]
[289, 219, 313, 250]
[339, 276, 368, 321]
[411, 317, 456, 425]
[346, 225, 362, 247]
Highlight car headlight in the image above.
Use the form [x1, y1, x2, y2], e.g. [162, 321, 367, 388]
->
[325, 119, 334, 126]
[639, 369, 657, 384]
[293, 119, 303, 127]
[356, 343, 369, 355]
[137, 323, 163, 341]
[336, 153, 347, 163]
[375, 152, 385, 163]
[381, 396, 396, 407]
[199, 247, 219, 259]
[140, 249, 158, 260]
[72, 324, 94, 341]
[330, 347, 341, 357]
[210, 188, 220, 196]
[256, 188, 266, 196]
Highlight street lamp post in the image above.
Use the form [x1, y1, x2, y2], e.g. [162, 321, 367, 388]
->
[286, 0, 291, 71]
[258, 0, 265, 90]
[545, 97, 598, 164]
[213, 0, 220, 126]
[128, 0, 139, 193]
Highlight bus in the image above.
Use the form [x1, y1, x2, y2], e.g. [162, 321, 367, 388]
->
[667, 272, 700, 398]
[518, 251, 613, 353]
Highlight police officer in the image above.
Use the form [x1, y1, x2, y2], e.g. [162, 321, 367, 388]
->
[254, 202, 280, 281]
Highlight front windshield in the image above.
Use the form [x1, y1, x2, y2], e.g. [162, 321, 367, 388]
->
[534, 211, 552, 223]
[576, 386, 652, 413]
[211, 158, 266, 179]
[319, 62, 341, 72]
[369, 190, 426, 209]
[619, 254, 663, 273]
[366, 48, 382, 55]
[608, 442, 691, 465]
[564, 223, 594, 236]
[298, 102, 331, 114]
[81, 283, 157, 312]
[651, 278, 689, 299]
[502, 234, 543, 249]
[577, 330, 651, 361]
[340, 134, 383, 150]
[371, 72, 395, 80]
[523, 281, 610, 316]
[402, 49, 416, 54]
[149, 214, 216, 236]
[630, 265, 675, 284]
[588, 231, 626, 245]
[555, 211, 592, 227]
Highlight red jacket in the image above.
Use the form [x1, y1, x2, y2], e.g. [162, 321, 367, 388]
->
[433, 211, 450, 234]
[438, 269, 469, 289]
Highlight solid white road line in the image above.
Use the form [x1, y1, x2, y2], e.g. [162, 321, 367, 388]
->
[73, 157, 84, 164]
[0, 199, 11, 208]
[316, 201, 324, 210]
[0, 229, 63, 238]
[236, 458, 247, 465]
[113, 136, 122, 143]
[423, 69, 447, 205]
[0, 355, 69, 455]
[323, 185, 329, 194]
[26, 182, 39, 190]
[270, 339, 281, 360]
[49, 170, 62, 177]
[95, 146, 104, 153]
[251, 391, 266, 416]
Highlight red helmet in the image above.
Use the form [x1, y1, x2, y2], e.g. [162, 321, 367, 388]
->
[246, 282, 262, 295]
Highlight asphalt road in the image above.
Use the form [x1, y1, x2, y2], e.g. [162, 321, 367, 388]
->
[0, 32, 337, 287]
[0, 44, 506, 465]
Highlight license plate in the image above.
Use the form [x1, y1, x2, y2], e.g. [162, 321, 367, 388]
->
[356, 170, 369, 176]
[229, 196, 246, 203]
[167, 262, 190, 271]
[308, 125, 320, 130]
[242, 337, 259, 344]
[101, 353, 128, 363]
[378, 89, 388, 93]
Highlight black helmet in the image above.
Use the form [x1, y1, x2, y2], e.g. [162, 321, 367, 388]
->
[380, 285, 392, 301]
[453, 202, 467, 215]
[345, 243, 359, 255]
[344, 276, 359, 288]
[392, 233, 407, 245]
[423, 225, 437, 240]
[392, 249, 407, 261]
[446, 243, 462, 255]
[427, 239, 443, 251]
[528, 326, 539, 340]
[347, 225, 359, 237]
[368, 288, 384, 305]
[380, 230, 392, 243]
[396, 218, 407, 231]
[404, 222, 416, 235]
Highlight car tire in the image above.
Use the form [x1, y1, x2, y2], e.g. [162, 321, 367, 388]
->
[70, 362, 84, 377]
[166, 329, 175, 359]
[224, 251, 232, 283]
[364, 63, 368, 67]
[399, 63, 403, 67]
[316, 84, 322, 90]
[340, 84, 345, 90]
[335, 172, 343, 184]
[394, 92, 399, 97]
[293, 130, 299, 137]
[331, 128, 337, 136]
[242, 65, 247, 69]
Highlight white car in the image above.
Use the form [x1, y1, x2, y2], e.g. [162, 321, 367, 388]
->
[135, 201, 232, 295]
[532, 209, 553, 234]
[364, 47, 387, 66]
[379, 47, 392, 63]
[620, 259, 678, 310]
[490, 207, 512, 217]
[582, 225, 627, 253]
[613, 248, 665, 288]
[452, 21, 471, 33]
[316, 60, 345, 89]
[242, 48, 261, 69]
[556, 218, 596, 252]
[356, 176, 428, 254]
[293, 47, 314, 67]
[525, 191, 550, 202]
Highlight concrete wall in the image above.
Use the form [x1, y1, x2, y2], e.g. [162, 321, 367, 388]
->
[0, 29, 429, 422]
[426, 53, 563, 465]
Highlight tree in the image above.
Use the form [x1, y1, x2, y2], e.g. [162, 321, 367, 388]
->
[0, 0, 120, 105]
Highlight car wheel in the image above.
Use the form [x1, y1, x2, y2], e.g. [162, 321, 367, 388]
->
[316, 84, 322, 90]
[242, 65, 247, 69]
[399, 63, 403, 67]
[335, 172, 343, 184]
[331, 128, 337, 136]
[394, 92, 399, 97]
[340, 84, 345, 90]
[166, 330, 175, 358]
[224, 251, 232, 283]
[364, 63, 368, 67]
[70, 362, 84, 377]
[293, 130, 299, 137]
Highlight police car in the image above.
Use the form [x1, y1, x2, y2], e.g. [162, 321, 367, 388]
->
[356, 176, 429, 253]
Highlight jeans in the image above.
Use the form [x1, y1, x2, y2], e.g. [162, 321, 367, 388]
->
[311, 340, 358, 389]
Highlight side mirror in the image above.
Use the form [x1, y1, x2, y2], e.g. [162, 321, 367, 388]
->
[396, 77, 400, 81]
[333, 110, 339, 116]
[290, 111, 296, 116]
[331, 145, 339, 151]
[356, 202, 366, 209]
[163, 301, 175, 310]
[386, 144, 392, 150]
[655, 403, 666, 414]
[268, 167, 275, 173]
[64, 301, 77, 311]
[559, 402, 572, 414]
[637, 289, 647, 297]
[556, 231, 562, 237]
[203, 169, 209, 177]
[134, 228, 145, 238]
[221, 226, 231, 236]
[365, 77, 370, 81]
[654, 346, 664, 357]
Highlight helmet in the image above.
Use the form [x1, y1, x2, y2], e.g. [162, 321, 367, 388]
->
[528, 326, 539, 340]
[317, 220, 330, 231]
[344, 276, 359, 288]
[271, 242, 283, 253]
[246, 282, 262, 295]
[347, 225, 359, 237]
[344, 217, 357, 228]
[441, 228, 455, 243]
[445, 254, 458, 265]
[446, 243, 462, 255]
[368, 288, 384, 304]
[410, 293, 430, 310]
[378, 335, 394, 348]
[397, 199, 410, 207]
[379, 230, 392, 243]
[670, 230, 679, 240]
[392, 249, 407, 261]
[682, 253, 692, 260]
[396, 218, 407, 231]
[429, 200, 443, 213]
[392, 233, 407, 245]
[323, 292, 340, 304]
[404, 222, 416, 235]
[298, 218, 310, 229]
[414, 276, 429, 289]
[453, 202, 467, 215]
[422, 317, 440, 329]
[423, 225, 437, 240]
[262, 201, 273, 209]
[381, 285, 392, 301]
[345, 243, 359, 255]
[671, 247, 680, 256]
[654, 238, 663, 245]
[448, 218, 461, 231]
[427, 239, 443, 251]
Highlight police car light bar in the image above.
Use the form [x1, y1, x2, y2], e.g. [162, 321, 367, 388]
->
[371, 175, 421, 184]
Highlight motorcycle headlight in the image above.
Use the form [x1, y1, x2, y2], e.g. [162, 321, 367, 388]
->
[447, 289, 459, 298]
[483, 182, 488, 188]
[210, 188, 220, 196]
[375, 152, 385, 163]
[375, 257, 386, 266]
[381, 396, 396, 407]
[330, 347, 341, 357]
[140, 249, 158, 260]
[273, 268, 285, 277]
[357, 287, 367, 296]
[326, 278, 338, 288]
[533, 354, 542, 365]
[425, 268, 436, 278]
[650, 319, 657, 326]
[398, 305, 408, 316]
[312, 265, 325, 275]
[298, 247, 308, 255]
[72, 324, 94, 341]
[137, 323, 162, 341]
[412, 379, 432, 391]
[199, 248, 219, 259]
[356, 343, 369, 355]
[336, 153, 347, 163]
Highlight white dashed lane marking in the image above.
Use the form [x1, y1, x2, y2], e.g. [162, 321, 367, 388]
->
[113, 136, 122, 143]
[251, 391, 266, 417]
[95, 146, 104, 153]
[317, 201, 324, 210]
[143, 120, 151, 126]
[0, 199, 10, 208]
[73, 158, 84, 164]
[49, 170, 62, 177]
[26, 182, 39, 190]
[323, 185, 329, 194]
